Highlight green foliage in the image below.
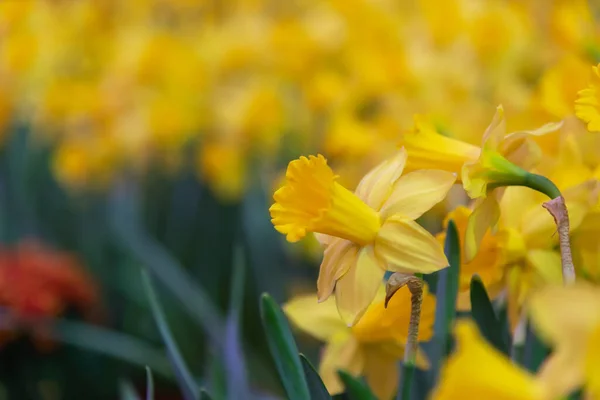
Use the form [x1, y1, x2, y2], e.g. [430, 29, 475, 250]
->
[337, 371, 376, 400]
[300, 354, 331, 400]
[145, 367, 154, 400]
[469, 275, 510, 354]
[431, 219, 461, 377]
[260, 293, 310, 400]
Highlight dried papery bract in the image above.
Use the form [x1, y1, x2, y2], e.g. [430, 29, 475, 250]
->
[385, 273, 424, 365]
[542, 196, 576, 284]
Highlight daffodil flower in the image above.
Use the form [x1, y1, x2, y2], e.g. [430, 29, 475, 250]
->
[436, 206, 505, 310]
[575, 64, 600, 132]
[270, 149, 455, 325]
[529, 284, 600, 398]
[284, 285, 435, 399]
[432, 320, 549, 400]
[461, 105, 563, 261]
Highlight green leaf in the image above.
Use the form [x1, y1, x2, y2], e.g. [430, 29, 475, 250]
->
[300, 354, 331, 400]
[145, 367, 154, 400]
[431, 219, 460, 378]
[119, 380, 141, 400]
[142, 270, 199, 400]
[523, 323, 550, 373]
[260, 293, 309, 400]
[51, 319, 173, 379]
[337, 370, 376, 400]
[199, 389, 214, 400]
[470, 275, 510, 354]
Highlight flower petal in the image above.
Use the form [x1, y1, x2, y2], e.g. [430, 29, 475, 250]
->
[317, 239, 359, 301]
[380, 170, 457, 220]
[354, 148, 407, 210]
[375, 217, 448, 274]
[525, 249, 562, 285]
[362, 346, 400, 400]
[284, 294, 347, 342]
[480, 105, 506, 152]
[335, 247, 385, 326]
[465, 195, 500, 262]
[319, 335, 363, 395]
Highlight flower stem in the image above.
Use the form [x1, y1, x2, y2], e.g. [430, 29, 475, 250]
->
[404, 279, 423, 366]
[384, 273, 424, 366]
[521, 173, 575, 284]
[542, 196, 576, 284]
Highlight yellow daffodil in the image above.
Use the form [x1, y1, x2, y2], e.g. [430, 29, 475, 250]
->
[529, 284, 600, 398]
[499, 180, 598, 328]
[270, 149, 455, 325]
[461, 106, 562, 261]
[284, 285, 435, 399]
[432, 320, 549, 400]
[398, 116, 480, 176]
[436, 206, 505, 310]
[575, 64, 600, 132]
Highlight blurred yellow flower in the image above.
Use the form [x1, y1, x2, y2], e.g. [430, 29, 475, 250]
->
[538, 56, 590, 119]
[529, 283, 600, 398]
[432, 320, 548, 400]
[575, 64, 600, 132]
[436, 206, 505, 310]
[285, 285, 435, 399]
[270, 150, 455, 324]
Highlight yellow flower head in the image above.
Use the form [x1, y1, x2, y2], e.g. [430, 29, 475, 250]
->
[437, 206, 505, 310]
[398, 115, 480, 176]
[528, 283, 600, 398]
[461, 106, 562, 261]
[284, 284, 435, 399]
[575, 64, 600, 132]
[432, 320, 548, 400]
[271, 150, 456, 325]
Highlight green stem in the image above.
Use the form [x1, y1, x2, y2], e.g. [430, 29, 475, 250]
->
[523, 173, 562, 200]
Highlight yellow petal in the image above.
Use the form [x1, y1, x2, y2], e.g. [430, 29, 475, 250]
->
[352, 285, 436, 343]
[525, 249, 563, 285]
[362, 346, 399, 400]
[354, 148, 407, 211]
[537, 345, 584, 399]
[528, 283, 600, 348]
[319, 335, 363, 395]
[431, 320, 546, 400]
[585, 324, 600, 399]
[375, 217, 448, 274]
[465, 195, 500, 262]
[317, 239, 359, 301]
[480, 105, 506, 152]
[284, 294, 347, 342]
[335, 246, 385, 326]
[380, 170, 457, 220]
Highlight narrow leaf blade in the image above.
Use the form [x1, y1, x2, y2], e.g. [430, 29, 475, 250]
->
[260, 293, 309, 400]
[145, 367, 154, 400]
[337, 370, 376, 400]
[300, 354, 331, 400]
[470, 274, 510, 354]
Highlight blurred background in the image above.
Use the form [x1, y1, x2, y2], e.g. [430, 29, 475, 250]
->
[0, 0, 598, 398]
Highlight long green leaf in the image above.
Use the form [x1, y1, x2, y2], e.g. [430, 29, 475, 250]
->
[142, 270, 199, 400]
[51, 319, 172, 379]
[119, 380, 141, 400]
[337, 371, 376, 400]
[470, 275, 510, 354]
[300, 354, 331, 400]
[260, 293, 309, 400]
[199, 389, 214, 400]
[110, 184, 225, 345]
[224, 245, 251, 400]
[431, 219, 460, 379]
[146, 367, 154, 400]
